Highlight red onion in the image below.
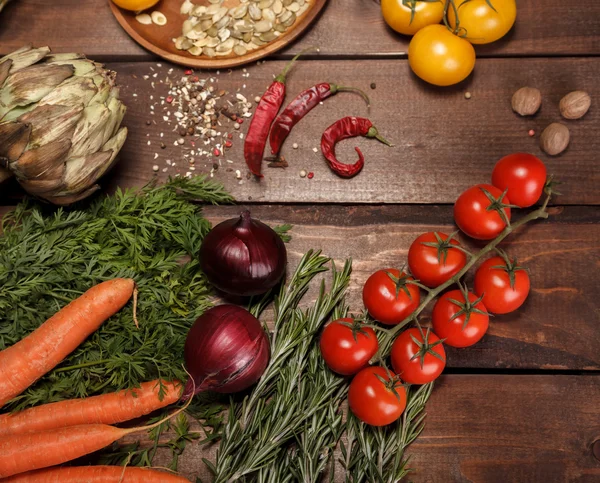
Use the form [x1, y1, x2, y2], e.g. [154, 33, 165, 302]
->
[199, 210, 287, 296]
[182, 304, 270, 399]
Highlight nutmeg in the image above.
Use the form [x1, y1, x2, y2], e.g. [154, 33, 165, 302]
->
[540, 123, 570, 156]
[512, 87, 542, 116]
[559, 91, 591, 120]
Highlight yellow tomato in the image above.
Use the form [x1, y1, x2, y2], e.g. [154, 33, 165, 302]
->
[111, 0, 160, 12]
[408, 25, 476, 86]
[381, 0, 445, 36]
[447, 0, 517, 44]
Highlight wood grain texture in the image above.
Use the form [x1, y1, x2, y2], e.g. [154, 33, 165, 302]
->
[1, 0, 599, 58]
[199, 204, 600, 370]
[12, 57, 593, 207]
[136, 375, 600, 482]
[108, 0, 327, 69]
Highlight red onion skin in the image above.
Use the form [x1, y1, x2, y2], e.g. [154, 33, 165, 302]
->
[200, 211, 287, 296]
[182, 304, 270, 400]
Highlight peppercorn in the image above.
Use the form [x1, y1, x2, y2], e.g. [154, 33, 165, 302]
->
[179, 128, 187, 136]
[370, 83, 376, 89]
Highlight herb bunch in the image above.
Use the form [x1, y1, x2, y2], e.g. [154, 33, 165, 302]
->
[0, 176, 232, 411]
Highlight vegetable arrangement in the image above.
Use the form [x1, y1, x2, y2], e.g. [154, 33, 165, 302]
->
[382, 0, 517, 86]
[318, 151, 557, 429]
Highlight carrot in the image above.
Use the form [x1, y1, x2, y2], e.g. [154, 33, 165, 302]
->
[0, 397, 190, 478]
[2, 466, 191, 482]
[0, 278, 135, 407]
[0, 380, 181, 437]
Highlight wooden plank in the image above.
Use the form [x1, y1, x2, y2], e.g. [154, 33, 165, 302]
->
[198, 204, 600, 371]
[143, 375, 600, 482]
[1, 202, 597, 369]
[1, 0, 599, 59]
[5, 58, 592, 206]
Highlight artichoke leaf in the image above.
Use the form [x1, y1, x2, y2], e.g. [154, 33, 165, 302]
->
[18, 104, 83, 148]
[0, 59, 12, 88]
[45, 59, 97, 77]
[0, 121, 31, 162]
[0, 46, 51, 75]
[60, 150, 112, 195]
[44, 53, 86, 62]
[101, 126, 128, 167]
[0, 64, 74, 120]
[10, 138, 70, 181]
[68, 104, 111, 158]
[38, 76, 97, 108]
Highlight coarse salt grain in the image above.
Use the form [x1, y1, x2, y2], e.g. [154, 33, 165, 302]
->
[312, 147, 318, 153]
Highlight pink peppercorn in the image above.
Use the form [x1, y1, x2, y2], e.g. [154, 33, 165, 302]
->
[307, 172, 314, 179]
[528, 129, 535, 137]
[166, 95, 173, 104]
[213, 148, 221, 156]
[185, 69, 193, 75]
[225, 141, 233, 148]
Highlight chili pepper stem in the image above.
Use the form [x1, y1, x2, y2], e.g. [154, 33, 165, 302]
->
[330, 85, 371, 107]
[274, 47, 320, 83]
[366, 126, 394, 147]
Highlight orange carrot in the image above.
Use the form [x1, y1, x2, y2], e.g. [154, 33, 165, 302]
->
[0, 278, 135, 407]
[0, 380, 181, 437]
[0, 397, 189, 478]
[2, 466, 191, 482]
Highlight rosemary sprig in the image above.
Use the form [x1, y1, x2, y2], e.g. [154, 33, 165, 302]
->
[212, 252, 352, 483]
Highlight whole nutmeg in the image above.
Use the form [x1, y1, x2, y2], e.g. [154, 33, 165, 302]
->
[512, 87, 542, 116]
[540, 123, 570, 156]
[559, 91, 591, 120]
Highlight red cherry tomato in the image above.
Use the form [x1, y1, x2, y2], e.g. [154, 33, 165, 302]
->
[320, 318, 378, 376]
[390, 327, 445, 384]
[492, 153, 547, 208]
[432, 289, 489, 347]
[408, 232, 467, 288]
[348, 366, 407, 426]
[362, 269, 420, 325]
[454, 184, 512, 240]
[474, 255, 531, 314]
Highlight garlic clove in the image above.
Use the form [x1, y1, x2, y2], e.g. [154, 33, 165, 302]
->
[151, 11, 167, 26]
[135, 13, 152, 25]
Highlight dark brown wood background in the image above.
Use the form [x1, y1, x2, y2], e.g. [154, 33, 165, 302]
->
[1, 0, 599, 481]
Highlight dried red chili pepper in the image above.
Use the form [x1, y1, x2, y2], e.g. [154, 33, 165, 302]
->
[244, 48, 317, 177]
[321, 116, 392, 178]
[268, 83, 370, 157]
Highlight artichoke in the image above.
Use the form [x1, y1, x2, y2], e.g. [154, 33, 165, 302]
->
[0, 46, 127, 205]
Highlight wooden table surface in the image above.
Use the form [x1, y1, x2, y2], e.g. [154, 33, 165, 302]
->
[1, 1, 599, 481]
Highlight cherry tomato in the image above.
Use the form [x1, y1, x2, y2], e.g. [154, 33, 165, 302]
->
[474, 255, 530, 314]
[390, 327, 445, 384]
[408, 232, 467, 288]
[454, 184, 512, 240]
[491, 153, 547, 208]
[381, 0, 445, 36]
[432, 289, 489, 347]
[348, 366, 407, 426]
[448, 0, 517, 45]
[362, 269, 420, 325]
[320, 318, 378, 376]
[408, 24, 476, 87]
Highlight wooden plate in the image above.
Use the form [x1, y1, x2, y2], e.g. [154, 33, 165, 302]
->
[108, 0, 327, 69]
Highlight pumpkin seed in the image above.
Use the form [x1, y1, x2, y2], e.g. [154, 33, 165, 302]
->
[216, 49, 233, 56]
[181, 38, 194, 50]
[218, 28, 231, 41]
[212, 7, 227, 23]
[200, 19, 213, 31]
[279, 9, 292, 22]
[135, 13, 152, 25]
[298, 0, 305, 5]
[204, 47, 216, 57]
[249, 4, 262, 20]
[282, 11, 296, 26]
[234, 44, 248, 55]
[236, 23, 254, 33]
[192, 5, 207, 16]
[274, 22, 287, 32]
[287, 2, 300, 12]
[296, 3, 309, 15]
[273, 0, 283, 14]
[216, 38, 235, 51]
[254, 20, 272, 32]
[175, 36, 186, 49]
[246, 41, 260, 50]
[206, 4, 221, 15]
[188, 45, 203, 56]
[259, 0, 274, 8]
[182, 19, 194, 35]
[194, 37, 211, 47]
[262, 9, 276, 22]
[208, 0, 222, 4]
[206, 26, 219, 37]
[282, 0, 293, 6]
[242, 31, 253, 43]
[259, 31, 277, 42]
[206, 37, 220, 48]
[215, 15, 230, 29]
[230, 29, 244, 39]
[186, 28, 205, 40]
[230, 4, 248, 19]
[151, 10, 167, 25]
